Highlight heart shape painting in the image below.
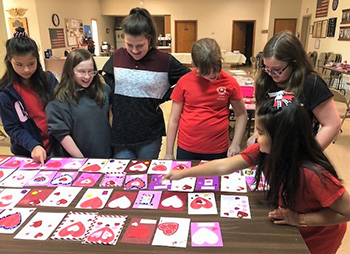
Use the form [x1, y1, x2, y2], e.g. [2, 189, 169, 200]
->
[87, 227, 115, 243]
[158, 222, 179, 236]
[79, 197, 103, 209]
[74, 177, 95, 187]
[192, 227, 219, 245]
[0, 212, 21, 229]
[190, 197, 213, 209]
[45, 161, 62, 169]
[108, 196, 131, 209]
[82, 164, 101, 172]
[161, 195, 184, 209]
[58, 221, 85, 237]
[126, 224, 149, 239]
[51, 174, 73, 185]
[124, 178, 146, 190]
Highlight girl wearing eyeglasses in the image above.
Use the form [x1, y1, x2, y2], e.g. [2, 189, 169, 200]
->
[46, 49, 112, 158]
[0, 27, 58, 165]
[248, 32, 341, 150]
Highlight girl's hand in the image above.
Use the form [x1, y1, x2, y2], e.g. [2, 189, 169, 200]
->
[268, 207, 299, 226]
[31, 145, 47, 166]
[163, 170, 184, 181]
[227, 143, 240, 157]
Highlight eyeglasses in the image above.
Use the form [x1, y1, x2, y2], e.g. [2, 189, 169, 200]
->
[261, 63, 290, 76]
[74, 70, 98, 77]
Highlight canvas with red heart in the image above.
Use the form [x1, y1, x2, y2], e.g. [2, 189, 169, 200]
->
[147, 160, 173, 175]
[80, 159, 108, 173]
[220, 194, 251, 219]
[40, 186, 82, 207]
[102, 159, 129, 173]
[106, 191, 137, 210]
[25, 171, 57, 187]
[72, 172, 102, 187]
[152, 217, 190, 248]
[75, 188, 113, 209]
[17, 188, 54, 207]
[188, 192, 218, 215]
[0, 170, 39, 188]
[125, 160, 150, 173]
[0, 207, 36, 234]
[83, 214, 127, 245]
[220, 170, 247, 193]
[14, 212, 66, 240]
[121, 217, 157, 244]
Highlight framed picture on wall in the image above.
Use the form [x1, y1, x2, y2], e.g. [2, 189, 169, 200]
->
[314, 39, 320, 49]
[313, 22, 318, 37]
[321, 19, 328, 37]
[8, 17, 29, 36]
[327, 17, 337, 37]
[316, 21, 322, 37]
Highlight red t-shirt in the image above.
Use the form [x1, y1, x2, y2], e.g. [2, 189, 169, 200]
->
[240, 143, 347, 254]
[171, 69, 242, 154]
[13, 83, 51, 153]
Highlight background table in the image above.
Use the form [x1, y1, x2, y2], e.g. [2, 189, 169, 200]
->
[0, 161, 309, 254]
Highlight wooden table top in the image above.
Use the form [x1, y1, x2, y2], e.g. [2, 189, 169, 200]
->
[0, 161, 309, 254]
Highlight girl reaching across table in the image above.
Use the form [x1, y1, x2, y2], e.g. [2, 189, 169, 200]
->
[247, 32, 340, 150]
[164, 92, 350, 254]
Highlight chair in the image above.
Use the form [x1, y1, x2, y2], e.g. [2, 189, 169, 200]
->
[330, 88, 350, 142]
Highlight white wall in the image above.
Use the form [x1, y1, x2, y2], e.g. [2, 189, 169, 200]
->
[0, 0, 8, 77]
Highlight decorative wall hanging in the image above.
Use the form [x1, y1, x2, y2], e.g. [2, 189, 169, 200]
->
[8, 17, 29, 36]
[6, 8, 27, 17]
[327, 17, 337, 37]
[49, 28, 65, 49]
[316, 0, 329, 18]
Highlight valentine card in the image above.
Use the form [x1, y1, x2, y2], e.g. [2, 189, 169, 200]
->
[147, 160, 172, 174]
[0, 156, 33, 169]
[132, 190, 162, 209]
[171, 161, 191, 171]
[243, 167, 269, 191]
[41, 186, 82, 207]
[51, 211, 98, 241]
[220, 195, 251, 219]
[75, 188, 113, 209]
[14, 212, 66, 240]
[18, 159, 42, 170]
[17, 189, 54, 206]
[158, 192, 187, 211]
[80, 158, 108, 173]
[149, 174, 171, 190]
[124, 174, 147, 190]
[0, 168, 16, 183]
[121, 218, 157, 244]
[221, 171, 247, 193]
[0, 170, 39, 187]
[195, 176, 219, 191]
[0, 188, 30, 208]
[99, 172, 125, 187]
[102, 159, 129, 173]
[0, 207, 36, 234]
[0, 156, 10, 165]
[106, 191, 137, 209]
[25, 171, 57, 187]
[152, 217, 190, 248]
[188, 193, 218, 215]
[191, 222, 223, 247]
[83, 215, 127, 245]
[48, 171, 79, 187]
[73, 173, 102, 187]
[170, 176, 196, 192]
[125, 160, 150, 173]
[42, 158, 87, 170]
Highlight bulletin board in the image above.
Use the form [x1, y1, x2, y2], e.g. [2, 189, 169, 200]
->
[65, 18, 83, 46]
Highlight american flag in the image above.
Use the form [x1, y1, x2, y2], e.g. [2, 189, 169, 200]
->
[315, 0, 329, 18]
[49, 28, 65, 49]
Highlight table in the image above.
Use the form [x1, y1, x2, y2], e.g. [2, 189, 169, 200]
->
[0, 161, 308, 254]
[171, 53, 246, 66]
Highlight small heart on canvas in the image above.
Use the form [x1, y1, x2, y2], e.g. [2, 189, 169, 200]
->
[192, 227, 219, 245]
[129, 163, 147, 171]
[161, 195, 183, 208]
[108, 196, 131, 209]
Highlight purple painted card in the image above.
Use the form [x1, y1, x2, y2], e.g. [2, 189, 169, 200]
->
[195, 176, 219, 191]
[25, 171, 57, 187]
[124, 174, 148, 190]
[171, 161, 191, 171]
[72, 173, 102, 187]
[99, 173, 126, 187]
[191, 222, 223, 247]
[149, 174, 171, 190]
[132, 190, 162, 209]
[0, 156, 39, 169]
[48, 171, 79, 187]
[41, 158, 88, 170]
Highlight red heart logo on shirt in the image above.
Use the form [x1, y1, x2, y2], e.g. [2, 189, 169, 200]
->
[158, 222, 179, 236]
[58, 221, 85, 237]
[83, 164, 101, 172]
[0, 212, 21, 229]
[190, 197, 213, 209]
[79, 197, 103, 209]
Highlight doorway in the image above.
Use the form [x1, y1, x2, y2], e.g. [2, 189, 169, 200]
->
[300, 15, 311, 49]
[175, 20, 197, 53]
[274, 18, 297, 35]
[231, 21, 255, 65]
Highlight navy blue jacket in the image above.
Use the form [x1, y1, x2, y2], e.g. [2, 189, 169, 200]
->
[0, 72, 57, 156]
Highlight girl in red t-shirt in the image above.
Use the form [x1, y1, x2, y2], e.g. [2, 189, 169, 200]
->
[165, 92, 350, 254]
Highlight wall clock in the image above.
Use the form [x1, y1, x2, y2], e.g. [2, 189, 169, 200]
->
[332, 0, 339, 11]
[52, 13, 60, 27]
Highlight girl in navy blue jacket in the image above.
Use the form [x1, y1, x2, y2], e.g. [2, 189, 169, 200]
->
[0, 27, 57, 165]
